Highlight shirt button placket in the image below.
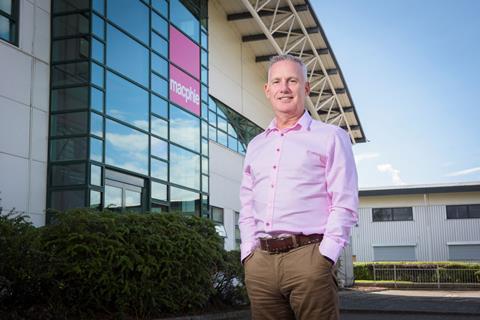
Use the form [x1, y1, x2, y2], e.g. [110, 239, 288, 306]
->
[266, 131, 285, 232]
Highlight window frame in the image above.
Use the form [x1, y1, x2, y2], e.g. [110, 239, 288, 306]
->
[0, 0, 19, 46]
[446, 204, 480, 219]
[372, 207, 413, 222]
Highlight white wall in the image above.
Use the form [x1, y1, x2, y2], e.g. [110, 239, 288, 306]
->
[0, 0, 50, 226]
[353, 191, 480, 262]
[208, 0, 273, 128]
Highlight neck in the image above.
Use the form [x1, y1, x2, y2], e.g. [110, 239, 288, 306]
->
[275, 110, 304, 130]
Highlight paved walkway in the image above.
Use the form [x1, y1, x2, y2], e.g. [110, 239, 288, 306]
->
[340, 288, 480, 315]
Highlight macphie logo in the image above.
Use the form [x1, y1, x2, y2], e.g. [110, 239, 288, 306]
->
[170, 78, 200, 106]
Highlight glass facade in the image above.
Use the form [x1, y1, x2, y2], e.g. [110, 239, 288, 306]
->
[0, 0, 18, 45]
[48, 0, 208, 216]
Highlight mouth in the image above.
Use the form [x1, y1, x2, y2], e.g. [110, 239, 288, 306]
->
[278, 96, 293, 101]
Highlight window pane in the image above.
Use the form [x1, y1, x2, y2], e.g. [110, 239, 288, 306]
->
[92, 0, 105, 15]
[0, 1, 12, 14]
[201, 49, 208, 67]
[53, 14, 89, 37]
[393, 207, 413, 221]
[107, 0, 149, 43]
[50, 112, 88, 136]
[208, 125, 216, 141]
[105, 185, 122, 208]
[151, 202, 168, 213]
[228, 135, 237, 151]
[53, 0, 89, 13]
[152, 94, 168, 118]
[91, 87, 104, 112]
[91, 38, 104, 63]
[372, 208, 392, 221]
[105, 119, 148, 174]
[90, 190, 101, 209]
[201, 156, 208, 175]
[51, 189, 85, 211]
[52, 38, 89, 62]
[151, 115, 168, 138]
[170, 186, 200, 215]
[106, 72, 148, 130]
[51, 163, 86, 186]
[170, 104, 200, 151]
[151, 53, 168, 77]
[151, 136, 168, 160]
[152, 12, 168, 38]
[91, 164, 102, 186]
[170, 0, 199, 43]
[91, 63, 104, 87]
[151, 181, 167, 201]
[90, 112, 103, 137]
[202, 175, 208, 193]
[107, 25, 148, 86]
[151, 158, 167, 181]
[92, 14, 105, 40]
[201, 120, 208, 138]
[90, 137, 103, 162]
[217, 116, 227, 132]
[170, 145, 200, 190]
[217, 130, 227, 147]
[201, 66, 208, 84]
[201, 138, 208, 155]
[201, 31, 208, 49]
[211, 207, 223, 223]
[152, 32, 168, 57]
[447, 205, 468, 219]
[52, 87, 89, 112]
[208, 110, 216, 125]
[52, 62, 89, 87]
[201, 102, 208, 120]
[201, 84, 208, 102]
[50, 137, 87, 161]
[469, 205, 480, 218]
[152, 0, 168, 17]
[125, 190, 141, 208]
[151, 73, 168, 97]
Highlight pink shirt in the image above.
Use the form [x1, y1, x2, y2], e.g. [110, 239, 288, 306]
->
[239, 111, 358, 263]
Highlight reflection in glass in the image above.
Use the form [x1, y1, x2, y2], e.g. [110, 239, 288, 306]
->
[51, 163, 86, 186]
[170, 104, 200, 152]
[228, 135, 238, 151]
[202, 156, 208, 175]
[217, 130, 227, 147]
[151, 202, 168, 213]
[201, 138, 208, 155]
[151, 136, 168, 160]
[201, 48, 208, 67]
[151, 53, 168, 78]
[201, 120, 208, 138]
[170, 186, 200, 215]
[106, 72, 148, 130]
[151, 158, 168, 181]
[170, 145, 200, 190]
[201, 31, 208, 49]
[91, 164, 102, 186]
[105, 185, 122, 208]
[105, 120, 148, 174]
[170, 0, 199, 43]
[107, 0, 149, 43]
[52, 62, 89, 87]
[107, 24, 148, 86]
[91, 87, 103, 112]
[202, 175, 208, 193]
[91, 112, 103, 137]
[201, 102, 208, 120]
[52, 38, 90, 62]
[201, 84, 208, 102]
[93, 0, 104, 15]
[151, 115, 168, 138]
[90, 190, 101, 209]
[208, 125, 216, 141]
[125, 190, 141, 208]
[90, 137, 103, 162]
[151, 73, 168, 98]
[217, 116, 227, 132]
[151, 181, 167, 201]
[50, 137, 87, 161]
[52, 87, 89, 112]
[53, 14, 89, 37]
[208, 109, 215, 125]
[152, 12, 168, 38]
[152, 0, 168, 17]
[201, 66, 208, 85]
[51, 112, 87, 136]
[91, 38, 104, 63]
[92, 14, 104, 40]
[91, 62, 104, 87]
[152, 95, 168, 118]
[152, 32, 168, 57]
[51, 189, 86, 211]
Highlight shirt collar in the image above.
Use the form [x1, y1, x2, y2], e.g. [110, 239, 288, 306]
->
[264, 110, 312, 136]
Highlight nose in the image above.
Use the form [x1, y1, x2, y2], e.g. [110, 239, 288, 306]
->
[279, 80, 290, 92]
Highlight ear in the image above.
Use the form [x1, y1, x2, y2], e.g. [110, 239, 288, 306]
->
[304, 81, 311, 95]
[264, 82, 270, 98]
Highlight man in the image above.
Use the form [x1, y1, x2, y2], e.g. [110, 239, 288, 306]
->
[239, 54, 358, 320]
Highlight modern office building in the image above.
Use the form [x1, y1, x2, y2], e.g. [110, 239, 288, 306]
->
[353, 182, 480, 262]
[0, 0, 365, 283]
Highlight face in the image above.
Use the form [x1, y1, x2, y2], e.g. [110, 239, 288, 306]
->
[264, 60, 310, 118]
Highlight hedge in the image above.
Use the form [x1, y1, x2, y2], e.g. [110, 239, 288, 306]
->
[0, 209, 248, 319]
[354, 261, 480, 283]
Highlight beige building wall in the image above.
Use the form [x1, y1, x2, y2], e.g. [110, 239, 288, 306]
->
[208, 0, 273, 128]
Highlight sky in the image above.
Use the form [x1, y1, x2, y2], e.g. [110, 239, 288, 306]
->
[312, 0, 480, 188]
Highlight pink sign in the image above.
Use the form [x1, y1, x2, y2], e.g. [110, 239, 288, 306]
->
[170, 64, 200, 115]
[170, 26, 200, 79]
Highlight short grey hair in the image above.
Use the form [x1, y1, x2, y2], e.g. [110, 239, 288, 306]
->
[268, 54, 308, 82]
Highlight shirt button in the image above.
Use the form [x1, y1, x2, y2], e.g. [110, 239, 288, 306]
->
[273, 165, 277, 169]
[281, 133, 284, 136]
[271, 184, 274, 188]
[266, 222, 270, 226]
[276, 148, 280, 152]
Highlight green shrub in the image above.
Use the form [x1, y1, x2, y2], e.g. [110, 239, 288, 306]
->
[40, 209, 224, 318]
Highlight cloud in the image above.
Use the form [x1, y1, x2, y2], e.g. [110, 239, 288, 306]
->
[377, 163, 406, 185]
[445, 166, 480, 177]
[354, 152, 380, 163]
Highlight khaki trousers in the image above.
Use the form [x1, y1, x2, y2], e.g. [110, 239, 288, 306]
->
[244, 243, 339, 320]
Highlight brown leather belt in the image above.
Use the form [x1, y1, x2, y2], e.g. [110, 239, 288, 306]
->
[259, 234, 323, 254]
